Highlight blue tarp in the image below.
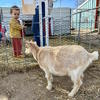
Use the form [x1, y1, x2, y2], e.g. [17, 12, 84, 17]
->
[32, 2, 45, 46]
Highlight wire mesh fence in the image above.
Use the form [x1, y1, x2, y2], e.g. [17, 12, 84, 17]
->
[0, 1, 100, 70]
[71, 6, 100, 48]
[0, 1, 100, 100]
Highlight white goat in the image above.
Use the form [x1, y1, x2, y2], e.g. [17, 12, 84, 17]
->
[25, 40, 99, 97]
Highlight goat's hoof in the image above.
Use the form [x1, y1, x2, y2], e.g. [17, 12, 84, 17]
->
[68, 93, 74, 97]
[46, 85, 52, 90]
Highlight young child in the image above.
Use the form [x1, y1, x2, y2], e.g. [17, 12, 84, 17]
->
[9, 5, 24, 58]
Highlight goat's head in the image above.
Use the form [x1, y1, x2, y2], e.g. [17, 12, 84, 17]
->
[25, 40, 37, 55]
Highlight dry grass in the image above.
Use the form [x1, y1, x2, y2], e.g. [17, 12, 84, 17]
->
[0, 35, 100, 72]
[0, 36, 100, 100]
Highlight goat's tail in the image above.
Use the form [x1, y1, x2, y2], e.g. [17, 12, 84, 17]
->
[90, 51, 99, 61]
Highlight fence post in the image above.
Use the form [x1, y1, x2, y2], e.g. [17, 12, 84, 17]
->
[70, 8, 71, 35]
[98, 16, 100, 34]
[39, 0, 43, 46]
[78, 12, 81, 44]
[45, 0, 49, 46]
[89, 19, 93, 50]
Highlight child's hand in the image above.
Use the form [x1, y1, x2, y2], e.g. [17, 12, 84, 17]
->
[24, 26, 27, 29]
[22, 25, 27, 29]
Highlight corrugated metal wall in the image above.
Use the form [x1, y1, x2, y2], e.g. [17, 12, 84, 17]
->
[51, 8, 71, 35]
[2, 7, 71, 36]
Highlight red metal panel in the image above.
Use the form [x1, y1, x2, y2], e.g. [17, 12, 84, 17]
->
[95, 0, 99, 28]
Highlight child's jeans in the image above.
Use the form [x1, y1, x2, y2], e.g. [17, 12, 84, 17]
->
[12, 38, 22, 57]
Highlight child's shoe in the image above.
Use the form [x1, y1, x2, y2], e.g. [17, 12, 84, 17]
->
[17, 54, 25, 58]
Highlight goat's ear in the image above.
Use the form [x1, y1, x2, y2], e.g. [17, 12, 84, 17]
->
[29, 42, 35, 47]
[24, 39, 26, 42]
[24, 39, 26, 41]
[30, 40, 37, 45]
[34, 41, 37, 45]
[30, 40, 34, 43]
[25, 40, 29, 44]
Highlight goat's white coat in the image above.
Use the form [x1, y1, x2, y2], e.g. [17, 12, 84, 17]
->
[25, 41, 99, 97]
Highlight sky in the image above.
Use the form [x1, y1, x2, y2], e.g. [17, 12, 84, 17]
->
[0, 0, 76, 8]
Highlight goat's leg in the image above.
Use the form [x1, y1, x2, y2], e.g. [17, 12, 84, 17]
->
[68, 76, 83, 97]
[43, 68, 53, 90]
[45, 72, 53, 90]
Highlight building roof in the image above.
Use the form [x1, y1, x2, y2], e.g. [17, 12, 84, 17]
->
[72, 0, 96, 13]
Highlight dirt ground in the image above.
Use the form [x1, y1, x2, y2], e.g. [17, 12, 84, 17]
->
[0, 63, 100, 100]
[0, 36, 100, 100]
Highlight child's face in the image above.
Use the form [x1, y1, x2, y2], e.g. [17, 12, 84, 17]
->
[11, 9, 20, 19]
